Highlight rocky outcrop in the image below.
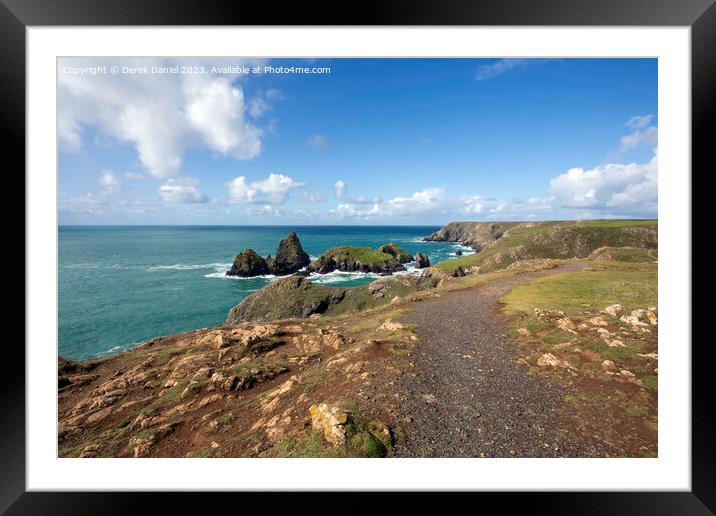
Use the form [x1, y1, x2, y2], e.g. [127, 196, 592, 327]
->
[377, 243, 413, 264]
[270, 231, 311, 275]
[226, 276, 346, 324]
[415, 252, 430, 269]
[307, 245, 406, 275]
[226, 232, 310, 278]
[309, 403, 349, 446]
[424, 222, 515, 250]
[227, 249, 270, 277]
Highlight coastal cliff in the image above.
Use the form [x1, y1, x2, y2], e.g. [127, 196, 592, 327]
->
[428, 220, 658, 275]
[424, 222, 517, 250]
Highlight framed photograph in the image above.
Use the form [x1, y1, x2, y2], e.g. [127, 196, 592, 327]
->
[6, 0, 710, 511]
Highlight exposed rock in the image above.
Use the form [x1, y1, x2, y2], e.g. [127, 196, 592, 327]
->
[226, 249, 269, 277]
[588, 316, 609, 327]
[601, 304, 624, 317]
[533, 308, 565, 321]
[79, 444, 100, 458]
[455, 250, 463, 256]
[309, 403, 349, 446]
[601, 360, 616, 371]
[378, 243, 414, 264]
[556, 317, 577, 334]
[424, 221, 512, 250]
[379, 318, 407, 332]
[537, 353, 561, 367]
[422, 394, 437, 404]
[269, 231, 311, 275]
[415, 252, 430, 269]
[419, 267, 450, 288]
[620, 309, 650, 327]
[194, 330, 230, 349]
[368, 280, 388, 299]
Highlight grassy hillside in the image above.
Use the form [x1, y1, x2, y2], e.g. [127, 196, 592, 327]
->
[501, 261, 657, 315]
[434, 220, 657, 274]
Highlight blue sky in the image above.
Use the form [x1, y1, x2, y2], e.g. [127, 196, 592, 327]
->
[58, 58, 657, 225]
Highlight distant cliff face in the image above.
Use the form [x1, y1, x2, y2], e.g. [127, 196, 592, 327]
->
[429, 220, 658, 275]
[424, 222, 519, 250]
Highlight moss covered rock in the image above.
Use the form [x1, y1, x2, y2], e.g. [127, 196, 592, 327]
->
[378, 243, 414, 264]
[226, 249, 269, 277]
[226, 276, 346, 324]
[308, 246, 406, 274]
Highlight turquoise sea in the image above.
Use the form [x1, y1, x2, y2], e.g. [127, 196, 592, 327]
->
[59, 226, 474, 360]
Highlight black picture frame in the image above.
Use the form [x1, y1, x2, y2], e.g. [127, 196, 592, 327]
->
[4, 0, 709, 512]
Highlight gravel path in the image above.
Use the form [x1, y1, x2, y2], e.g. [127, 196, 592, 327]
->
[393, 263, 593, 458]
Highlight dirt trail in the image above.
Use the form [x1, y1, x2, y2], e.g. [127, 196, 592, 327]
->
[393, 262, 600, 457]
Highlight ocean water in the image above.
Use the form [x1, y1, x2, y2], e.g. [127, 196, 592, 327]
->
[59, 225, 474, 360]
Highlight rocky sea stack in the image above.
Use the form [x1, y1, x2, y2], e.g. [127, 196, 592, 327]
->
[268, 231, 311, 275]
[227, 231, 311, 278]
[307, 243, 413, 275]
[377, 243, 414, 264]
[228, 249, 270, 277]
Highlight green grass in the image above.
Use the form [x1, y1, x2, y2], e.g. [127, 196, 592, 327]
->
[268, 416, 392, 458]
[543, 329, 576, 349]
[624, 402, 650, 418]
[591, 247, 657, 262]
[583, 339, 646, 361]
[323, 246, 396, 265]
[141, 379, 190, 415]
[500, 261, 657, 315]
[642, 374, 658, 391]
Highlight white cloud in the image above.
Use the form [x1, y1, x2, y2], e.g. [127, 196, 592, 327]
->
[332, 180, 380, 204]
[549, 150, 657, 214]
[626, 114, 653, 130]
[462, 196, 506, 215]
[227, 173, 305, 205]
[184, 75, 262, 160]
[332, 187, 446, 219]
[299, 192, 326, 203]
[619, 126, 658, 153]
[474, 59, 552, 81]
[158, 177, 209, 204]
[58, 58, 265, 179]
[307, 134, 330, 149]
[334, 180, 347, 199]
[248, 97, 269, 119]
[60, 169, 156, 217]
[99, 170, 121, 192]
